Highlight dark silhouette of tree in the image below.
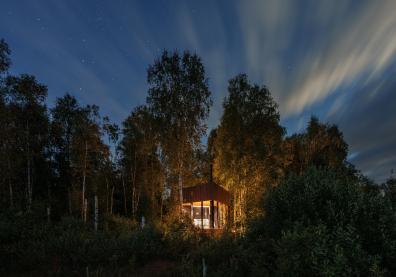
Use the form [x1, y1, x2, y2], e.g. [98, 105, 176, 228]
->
[283, 116, 348, 175]
[0, 39, 11, 74]
[118, 106, 165, 220]
[1, 74, 49, 211]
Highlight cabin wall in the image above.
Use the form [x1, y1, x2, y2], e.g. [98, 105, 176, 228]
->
[182, 200, 228, 229]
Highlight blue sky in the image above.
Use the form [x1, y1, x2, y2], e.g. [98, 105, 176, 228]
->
[1, 0, 395, 183]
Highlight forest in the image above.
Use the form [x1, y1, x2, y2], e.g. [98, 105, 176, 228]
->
[1, 37, 396, 276]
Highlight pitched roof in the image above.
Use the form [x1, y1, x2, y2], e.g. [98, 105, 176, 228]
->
[183, 181, 230, 204]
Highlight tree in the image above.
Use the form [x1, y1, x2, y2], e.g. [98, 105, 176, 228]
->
[71, 104, 109, 221]
[384, 175, 396, 209]
[50, 94, 83, 216]
[118, 106, 164, 221]
[283, 116, 348, 175]
[146, 50, 212, 212]
[0, 39, 12, 208]
[102, 116, 120, 215]
[212, 74, 285, 229]
[0, 38, 11, 74]
[2, 75, 49, 211]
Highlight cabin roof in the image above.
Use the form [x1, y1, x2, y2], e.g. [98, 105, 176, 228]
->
[183, 181, 230, 204]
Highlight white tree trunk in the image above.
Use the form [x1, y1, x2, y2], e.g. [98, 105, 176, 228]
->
[122, 174, 127, 215]
[94, 195, 98, 232]
[83, 198, 88, 223]
[110, 186, 114, 215]
[8, 158, 13, 209]
[131, 150, 137, 219]
[26, 121, 32, 211]
[82, 141, 88, 219]
[47, 206, 51, 223]
[68, 187, 72, 215]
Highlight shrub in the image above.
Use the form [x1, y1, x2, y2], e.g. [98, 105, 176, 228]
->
[248, 168, 396, 275]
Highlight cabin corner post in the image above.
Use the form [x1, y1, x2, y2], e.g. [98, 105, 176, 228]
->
[216, 200, 220, 228]
[201, 200, 204, 229]
[190, 202, 193, 221]
[210, 200, 214, 228]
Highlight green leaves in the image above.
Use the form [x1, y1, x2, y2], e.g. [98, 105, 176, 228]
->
[213, 74, 284, 225]
[252, 168, 396, 275]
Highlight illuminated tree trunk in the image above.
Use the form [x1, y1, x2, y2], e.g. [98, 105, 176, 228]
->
[178, 150, 184, 215]
[179, 171, 183, 213]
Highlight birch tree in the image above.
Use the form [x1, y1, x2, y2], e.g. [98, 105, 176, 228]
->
[119, 106, 164, 221]
[2, 75, 49, 211]
[146, 51, 211, 212]
[213, 74, 284, 230]
[51, 94, 82, 215]
[71, 105, 108, 221]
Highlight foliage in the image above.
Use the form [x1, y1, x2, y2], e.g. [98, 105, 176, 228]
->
[283, 116, 349, 175]
[147, 50, 212, 208]
[0, 211, 164, 275]
[247, 168, 396, 276]
[212, 74, 285, 228]
[0, 38, 11, 74]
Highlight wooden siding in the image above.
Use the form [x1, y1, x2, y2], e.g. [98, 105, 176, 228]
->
[182, 182, 230, 204]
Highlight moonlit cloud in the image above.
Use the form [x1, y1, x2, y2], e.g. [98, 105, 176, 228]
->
[237, 0, 396, 117]
[282, 1, 396, 116]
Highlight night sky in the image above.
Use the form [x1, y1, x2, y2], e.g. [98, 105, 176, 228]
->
[1, 0, 395, 183]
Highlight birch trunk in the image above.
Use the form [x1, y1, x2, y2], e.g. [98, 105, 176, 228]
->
[8, 158, 13, 208]
[94, 194, 98, 232]
[122, 174, 127, 215]
[110, 186, 114, 215]
[27, 156, 32, 210]
[131, 150, 137, 219]
[105, 176, 109, 213]
[26, 120, 32, 211]
[47, 207, 51, 224]
[68, 187, 72, 215]
[178, 157, 184, 215]
[160, 192, 164, 221]
[81, 140, 88, 220]
[83, 198, 88, 223]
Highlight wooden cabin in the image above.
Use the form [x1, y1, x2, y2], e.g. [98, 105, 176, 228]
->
[182, 181, 230, 229]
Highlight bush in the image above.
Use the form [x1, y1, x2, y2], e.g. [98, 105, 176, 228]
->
[0, 211, 166, 275]
[248, 168, 396, 276]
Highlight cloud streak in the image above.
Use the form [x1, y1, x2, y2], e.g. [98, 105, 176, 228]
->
[238, 0, 396, 116]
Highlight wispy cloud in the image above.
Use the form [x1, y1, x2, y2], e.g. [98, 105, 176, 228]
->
[238, 0, 396, 117]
